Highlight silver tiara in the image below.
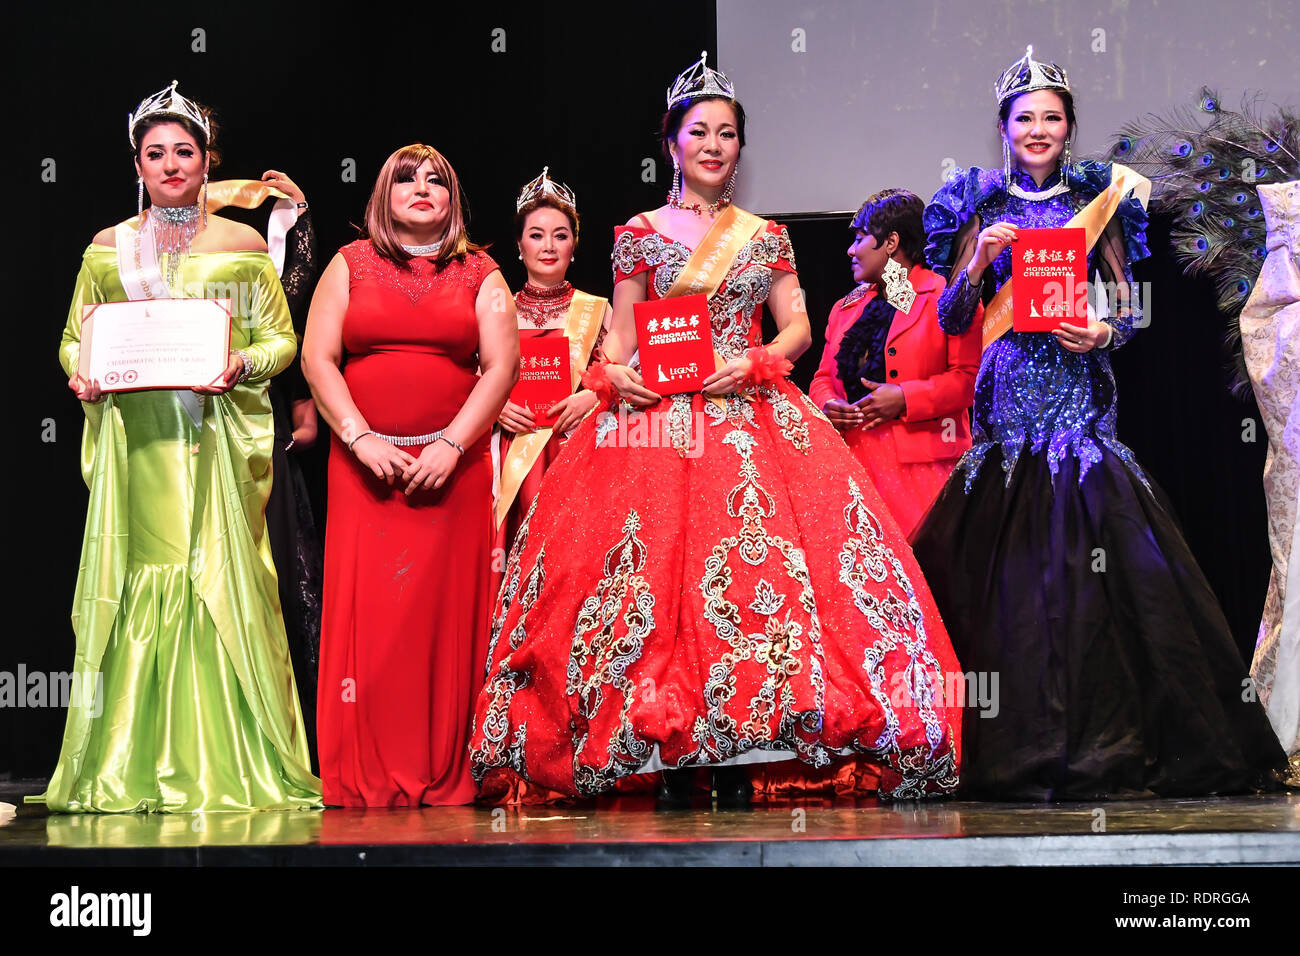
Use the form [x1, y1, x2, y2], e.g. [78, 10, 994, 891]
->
[667, 51, 735, 110]
[994, 45, 1070, 106]
[128, 80, 211, 148]
[516, 166, 577, 213]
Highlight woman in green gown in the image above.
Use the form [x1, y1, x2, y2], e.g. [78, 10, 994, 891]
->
[31, 82, 322, 812]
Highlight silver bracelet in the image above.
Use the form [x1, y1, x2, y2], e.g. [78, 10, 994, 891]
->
[437, 435, 465, 455]
[232, 349, 252, 384]
[371, 427, 445, 447]
[347, 430, 375, 453]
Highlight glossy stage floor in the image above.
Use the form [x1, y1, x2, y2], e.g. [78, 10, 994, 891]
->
[2, 780, 1297, 866]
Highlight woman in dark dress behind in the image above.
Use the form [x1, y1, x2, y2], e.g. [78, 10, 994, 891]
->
[260, 168, 325, 770]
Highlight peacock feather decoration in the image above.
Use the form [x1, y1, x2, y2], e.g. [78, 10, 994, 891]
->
[1109, 89, 1298, 394]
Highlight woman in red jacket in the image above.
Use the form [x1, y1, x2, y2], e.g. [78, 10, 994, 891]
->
[811, 188, 981, 537]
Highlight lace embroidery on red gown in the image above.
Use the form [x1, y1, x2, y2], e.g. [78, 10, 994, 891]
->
[469, 221, 963, 799]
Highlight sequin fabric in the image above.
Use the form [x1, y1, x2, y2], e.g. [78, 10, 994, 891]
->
[925, 165, 1152, 490]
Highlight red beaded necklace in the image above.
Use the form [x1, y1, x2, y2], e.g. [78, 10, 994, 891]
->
[516, 280, 573, 328]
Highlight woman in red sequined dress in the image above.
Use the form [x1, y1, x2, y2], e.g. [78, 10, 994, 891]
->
[303, 144, 518, 807]
[469, 55, 962, 806]
[492, 169, 612, 587]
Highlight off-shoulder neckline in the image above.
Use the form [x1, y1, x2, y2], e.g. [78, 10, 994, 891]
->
[618, 221, 777, 256]
[618, 224, 698, 253]
[86, 242, 272, 256]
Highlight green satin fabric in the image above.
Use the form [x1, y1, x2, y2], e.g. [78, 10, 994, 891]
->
[41, 803, 325, 847]
[31, 245, 322, 812]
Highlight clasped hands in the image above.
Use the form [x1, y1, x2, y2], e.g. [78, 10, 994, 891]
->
[351, 433, 461, 496]
[822, 380, 906, 431]
[497, 389, 601, 435]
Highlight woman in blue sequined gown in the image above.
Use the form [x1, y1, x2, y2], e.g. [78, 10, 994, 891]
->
[910, 48, 1285, 800]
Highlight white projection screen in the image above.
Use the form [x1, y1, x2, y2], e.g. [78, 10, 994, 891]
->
[717, 0, 1298, 216]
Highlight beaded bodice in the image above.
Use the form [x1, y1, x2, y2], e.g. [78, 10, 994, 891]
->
[924, 164, 1151, 489]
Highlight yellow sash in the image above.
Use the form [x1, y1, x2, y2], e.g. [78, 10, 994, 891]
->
[980, 163, 1152, 351]
[659, 205, 767, 404]
[666, 205, 766, 299]
[205, 179, 291, 212]
[494, 290, 608, 528]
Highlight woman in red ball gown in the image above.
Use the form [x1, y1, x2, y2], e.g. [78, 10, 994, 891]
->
[303, 144, 518, 807]
[469, 55, 962, 806]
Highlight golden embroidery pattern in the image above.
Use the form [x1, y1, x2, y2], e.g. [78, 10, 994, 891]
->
[611, 227, 796, 360]
[762, 386, 812, 452]
[483, 497, 536, 674]
[836, 478, 958, 796]
[665, 393, 696, 457]
[568, 510, 656, 794]
[693, 429, 830, 766]
[471, 500, 542, 782]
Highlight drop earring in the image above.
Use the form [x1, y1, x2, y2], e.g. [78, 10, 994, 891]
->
[137, 176, 144, 218]
[201, 171, 208, 227]
[1002, 139, 1013, 187]
[881, 255, 917, 313]
[669, 158, 682, 206]
[719, 158, 738, 208]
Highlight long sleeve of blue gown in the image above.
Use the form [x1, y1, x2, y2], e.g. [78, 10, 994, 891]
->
[936, 215, 984, 335]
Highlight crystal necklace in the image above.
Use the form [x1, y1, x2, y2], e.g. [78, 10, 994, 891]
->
[402, 240, 442, 256]
[1007, 173, 1071, 202]
[150, 203, 202, 289]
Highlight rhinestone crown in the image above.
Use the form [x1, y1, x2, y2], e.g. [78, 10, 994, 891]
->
[129, 80, 211, 148]
[516, 166, 577, 213]
[667, 51, 736, 110]
[994, 45, 1070, 106]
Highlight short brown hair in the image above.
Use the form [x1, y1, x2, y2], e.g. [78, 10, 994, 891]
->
[363, 143, 481, 266]
[514, 195, 580, 247]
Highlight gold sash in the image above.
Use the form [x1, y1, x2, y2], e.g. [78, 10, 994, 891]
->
[660, 205, 767, 404]
[980, 163, 1152, 351]
[665, 205, 766, 299]
[494, 290, 608, 528]
[205, 179, 291, 212]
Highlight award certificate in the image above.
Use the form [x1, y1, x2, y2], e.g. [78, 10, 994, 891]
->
[633, 293, 714, 395]
[78, 298, 232, 391]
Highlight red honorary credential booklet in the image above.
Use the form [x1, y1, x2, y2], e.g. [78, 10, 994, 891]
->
[1012, 227, 1088, 332]
[634, 293, 714, 395]
[510, 332, 571, 427]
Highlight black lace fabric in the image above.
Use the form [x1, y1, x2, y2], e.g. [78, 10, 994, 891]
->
[281, 208, 317, 330]
[267, 207, 324, 769]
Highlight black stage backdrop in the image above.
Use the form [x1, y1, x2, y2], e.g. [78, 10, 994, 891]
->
[3, 2, 1269, 777]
